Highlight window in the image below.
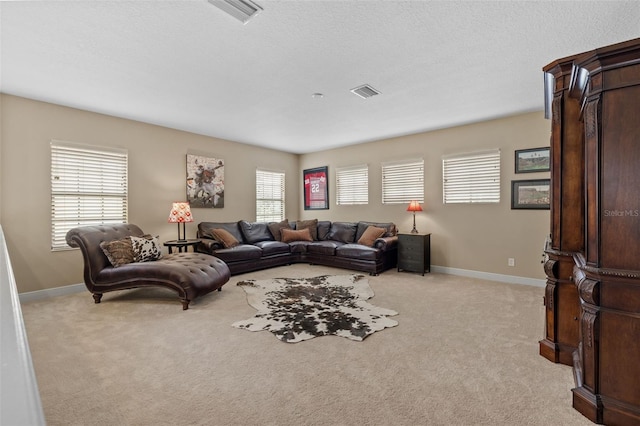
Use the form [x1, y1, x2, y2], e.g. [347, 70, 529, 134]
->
[442, 149, 500, 204]
[381, 159, 424, 204]
[51, 140, 128, 250]
[336, 164, 368, 205]
[256, 169, 285, 222]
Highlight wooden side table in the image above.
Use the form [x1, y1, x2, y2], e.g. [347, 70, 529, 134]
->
[397, 233, 431, 275]
[163, 239, 201, 254]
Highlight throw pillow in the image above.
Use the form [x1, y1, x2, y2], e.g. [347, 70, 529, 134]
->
[130, 235, 163, 263]
[296, 219, 318, 240]
[211, 228, 240, 248]
[100, 237, 135, 267]
[268, 219, 290, 242]
[357, 225, 386, 247]
[281, 227, 313, 243]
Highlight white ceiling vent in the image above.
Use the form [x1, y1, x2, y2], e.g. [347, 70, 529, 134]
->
[350, 84, 381, 99]
[207, 0, 263, 24]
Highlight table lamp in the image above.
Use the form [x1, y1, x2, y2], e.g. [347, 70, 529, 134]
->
[168, 202, 193, 242]
[407, 200, 423, 234]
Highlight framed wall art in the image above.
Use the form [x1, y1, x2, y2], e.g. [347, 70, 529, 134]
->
[515, 147, 550, 173]
[303, 166, 329, 210]
[511, 179, 550, 210]
[186, 154, 224, 208]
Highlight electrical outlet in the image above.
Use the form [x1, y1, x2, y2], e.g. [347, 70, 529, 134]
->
[508, 258, 515, 267]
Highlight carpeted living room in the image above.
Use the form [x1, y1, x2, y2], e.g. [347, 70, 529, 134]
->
[2, 2, 639, 426]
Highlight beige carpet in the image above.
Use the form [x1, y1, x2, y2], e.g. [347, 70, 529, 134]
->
[21, 264, 591, 426]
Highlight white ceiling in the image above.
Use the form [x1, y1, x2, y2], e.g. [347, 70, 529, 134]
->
[1, 1, 639, 154]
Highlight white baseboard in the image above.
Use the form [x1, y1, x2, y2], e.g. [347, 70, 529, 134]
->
[18, 266, 546, 304]
[19, 283, 85, 303]
[431, 265, 546, 288]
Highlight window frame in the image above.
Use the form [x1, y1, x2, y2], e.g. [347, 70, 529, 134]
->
[50, 140, 128, 251]
[336, 164, 369, 205]
[442, 149, 501, 204]
[256, 168, 285, 222]
[381, 159, 424, 204]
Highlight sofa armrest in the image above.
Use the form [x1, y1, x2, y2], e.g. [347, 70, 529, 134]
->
[374, 235, 398, 251]
[197, 238, 223, 253]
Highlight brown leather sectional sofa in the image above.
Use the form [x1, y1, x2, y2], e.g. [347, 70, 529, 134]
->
[196, 220, 398, 276]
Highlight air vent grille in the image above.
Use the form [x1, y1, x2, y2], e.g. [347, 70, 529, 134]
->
[350, 84, 381, 99]
[208, 0, 262, 24]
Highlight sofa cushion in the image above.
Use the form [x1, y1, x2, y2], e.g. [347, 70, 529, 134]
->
[327, 222, 358, 244]
[317, 221, 332, 240]
[100, 237, 135, 267]
[267, 219, 291, 242]
[239, 220, 273, 244]
[307, 240, 343, 256]
[288, 241, 311, 253]
[254, 240, 290, 256]
[281, 227, 313, 243]
[295, 219, 318, 240]
[336, 244, 380, 261]
[211, 228, 240, 248]
[130, 235, 163, 262]
[198, 222, 244, 243]
[357, 226, 386, 247]
[355, 221, 397, 241]
[212, 245, 263, 262]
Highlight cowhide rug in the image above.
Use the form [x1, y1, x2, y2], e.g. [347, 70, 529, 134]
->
[233, 274, 398, 343]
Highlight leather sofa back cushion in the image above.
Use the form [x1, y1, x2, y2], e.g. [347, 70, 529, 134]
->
[199, 222, 244, 242]
[327, 222, 358, 244]
[317, 221, 331, 240]
[267, 219, 291, 242]
[355, 221, 397, 241]
[211, 228, 240, 248]
[281, 227, 313, 243]
[295, 219, 318, 240]
[357, 226, 386, 247]
[239, 220, 273, 244]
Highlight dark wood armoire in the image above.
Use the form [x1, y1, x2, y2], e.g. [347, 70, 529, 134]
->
[542, 37, 640, 425]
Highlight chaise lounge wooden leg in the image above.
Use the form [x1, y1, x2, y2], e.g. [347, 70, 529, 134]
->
[181, 299, 190, 310]
[93, 293, 103, 304]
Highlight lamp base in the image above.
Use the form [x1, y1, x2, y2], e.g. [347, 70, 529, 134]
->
[410, 227, 419, 234]
[410, 213, 419, 234]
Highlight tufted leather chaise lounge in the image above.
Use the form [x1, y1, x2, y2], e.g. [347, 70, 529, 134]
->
[66, 224, 230, 310]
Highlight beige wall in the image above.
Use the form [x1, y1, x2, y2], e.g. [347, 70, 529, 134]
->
[0, 95, 299, 293]
[0, 94, 551, 293]
[300, 111, 551, 279]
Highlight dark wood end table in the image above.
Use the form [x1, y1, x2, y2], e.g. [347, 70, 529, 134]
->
[163, 239, 201, 254]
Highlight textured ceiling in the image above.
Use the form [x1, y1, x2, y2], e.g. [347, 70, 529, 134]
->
[1, 1, 639, 154]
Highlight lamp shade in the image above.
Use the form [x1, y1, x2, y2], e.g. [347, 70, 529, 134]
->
[168, 202, 194, 223]
[407, 200, 423, 212]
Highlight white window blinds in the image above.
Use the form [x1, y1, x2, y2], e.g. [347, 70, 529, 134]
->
[51, 140, 128, 250]
[381, 159, 424, 204]
[442, 149, 500, 204]
[256, 169, 285, 222]
[336, 164, 368, 205]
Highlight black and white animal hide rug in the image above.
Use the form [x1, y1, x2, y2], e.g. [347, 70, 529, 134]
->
[233, 274, 398, 343]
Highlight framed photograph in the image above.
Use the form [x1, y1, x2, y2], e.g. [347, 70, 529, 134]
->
[186, 154, 224, 208]
[303, 166, 329, 210]
[511, 179, 550, 210]
[515, 147, 550, 173]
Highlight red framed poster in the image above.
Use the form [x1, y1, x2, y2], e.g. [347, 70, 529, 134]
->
[303, 166, 329, 210]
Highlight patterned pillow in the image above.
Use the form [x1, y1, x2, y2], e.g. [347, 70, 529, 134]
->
[357, 226, 386, 247]
[130, 235, 162, 262]
[281, 227, 313, 243]
[211, 228, 240, 248]
[100, 238, 135, 267]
